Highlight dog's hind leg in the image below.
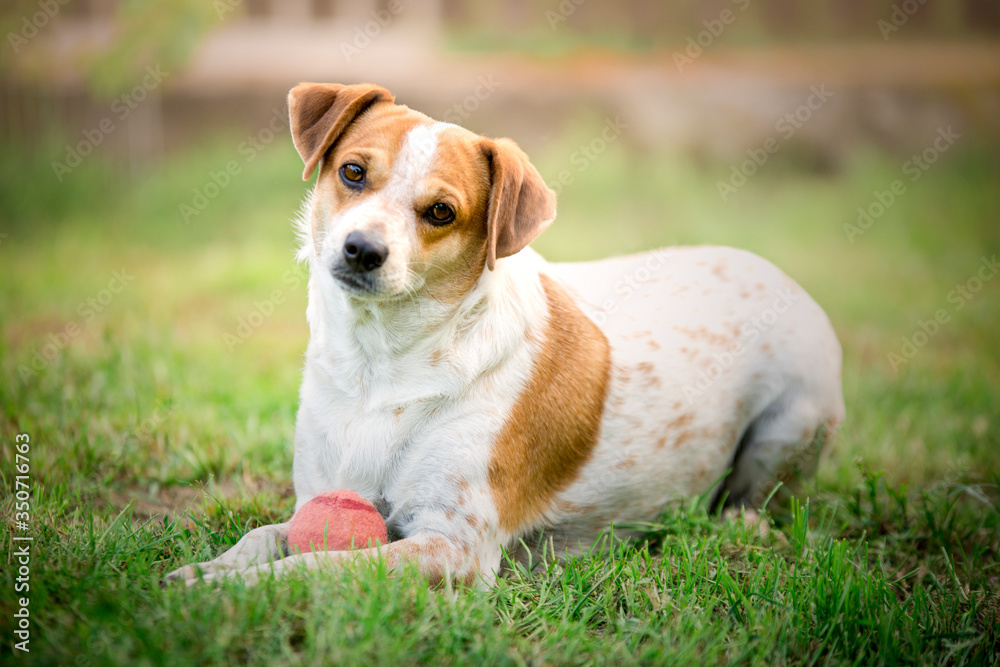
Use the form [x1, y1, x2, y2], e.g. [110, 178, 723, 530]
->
[715, 392, 842, 510]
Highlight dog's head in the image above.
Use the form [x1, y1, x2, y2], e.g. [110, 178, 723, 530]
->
[289, 82, 556, 301]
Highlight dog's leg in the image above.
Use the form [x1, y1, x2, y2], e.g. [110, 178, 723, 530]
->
[165, 522, 289, 583]
[183, 532, 497, 588]
[721, 393, 841, 509]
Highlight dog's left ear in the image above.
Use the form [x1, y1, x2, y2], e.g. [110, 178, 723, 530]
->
[288, 82, 394, 181]
[481, 138, 557, 271]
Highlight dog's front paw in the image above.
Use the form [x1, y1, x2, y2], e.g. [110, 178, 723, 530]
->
[163, 561, 218, 587]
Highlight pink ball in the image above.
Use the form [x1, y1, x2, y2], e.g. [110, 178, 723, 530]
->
[287, 490, 388, 554]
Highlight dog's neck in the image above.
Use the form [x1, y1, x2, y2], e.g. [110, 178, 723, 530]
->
[303, 252, 548, 400]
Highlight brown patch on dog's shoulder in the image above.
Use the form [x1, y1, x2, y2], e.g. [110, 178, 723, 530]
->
[488, 274, 611, 534]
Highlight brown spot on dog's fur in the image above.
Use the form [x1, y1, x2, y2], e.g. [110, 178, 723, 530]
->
[656, 435, 668, 449]
[553, 500, 598, 515]
[673, 325, 732, 347]
[712, 260, 729, 282]
[648, 340, 661, 350]
[668, 413, 695, 431]
[613, 457, 637, 471]
[673, 430, 696, 449]
[488, 275, 611, 534]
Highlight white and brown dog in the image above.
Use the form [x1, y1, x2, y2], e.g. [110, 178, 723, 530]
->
[168, 83, 844, 587]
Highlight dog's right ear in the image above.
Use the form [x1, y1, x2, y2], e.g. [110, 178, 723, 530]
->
[288, 82, 394, 181]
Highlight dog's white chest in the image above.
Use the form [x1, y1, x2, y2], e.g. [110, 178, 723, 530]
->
[292, 361, 440, 509]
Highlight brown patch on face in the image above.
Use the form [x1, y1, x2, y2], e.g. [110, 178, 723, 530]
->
[407, 126, 494, 302]
[488, 275, 612, 534]
[309, 104, 426, 248]
[656, 435, 668, 449]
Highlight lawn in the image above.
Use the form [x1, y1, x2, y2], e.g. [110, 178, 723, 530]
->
[1, 117, 998, 665]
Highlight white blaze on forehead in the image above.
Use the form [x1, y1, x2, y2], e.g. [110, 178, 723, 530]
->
[386, 122, 452, 198]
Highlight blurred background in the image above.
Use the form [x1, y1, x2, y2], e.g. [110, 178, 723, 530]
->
[0, 0, 997, 507]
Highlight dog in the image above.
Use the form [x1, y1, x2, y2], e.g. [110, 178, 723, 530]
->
[167, 82, 844, 587]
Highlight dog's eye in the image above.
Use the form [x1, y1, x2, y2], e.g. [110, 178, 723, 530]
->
[340, 163, 365, 188]
[425, 203, 455, 226]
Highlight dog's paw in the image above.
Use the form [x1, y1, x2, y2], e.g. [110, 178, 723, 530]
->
[163, 561, 216, 587]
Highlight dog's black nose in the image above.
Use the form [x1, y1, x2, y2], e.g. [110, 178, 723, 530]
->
[343, 231, 388, 272]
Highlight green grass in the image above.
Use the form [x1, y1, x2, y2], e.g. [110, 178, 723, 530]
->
[1, 118, 998, 664]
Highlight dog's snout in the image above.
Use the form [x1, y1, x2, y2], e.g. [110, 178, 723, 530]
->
[343, 231, 388, 272]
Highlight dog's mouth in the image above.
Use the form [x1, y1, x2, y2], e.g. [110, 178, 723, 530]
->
[330, 265, 422, 302]
[331, 269, 378, 294]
